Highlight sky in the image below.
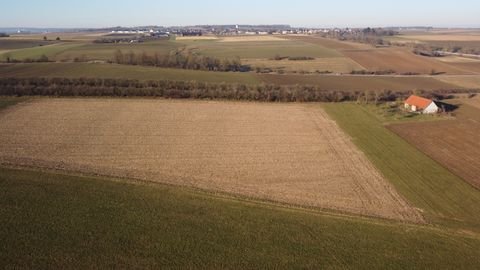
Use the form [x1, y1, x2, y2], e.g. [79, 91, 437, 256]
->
[1, 0, 479, 28]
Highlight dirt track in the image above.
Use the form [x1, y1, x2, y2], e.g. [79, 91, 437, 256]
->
[0, 99, 422, 222]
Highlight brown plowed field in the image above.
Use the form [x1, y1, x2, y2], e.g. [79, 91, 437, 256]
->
[0, 99, 422, 222]
[389, 104, 480, 189]
[342, 48, 470, 75]
[258, 74, 460, 91]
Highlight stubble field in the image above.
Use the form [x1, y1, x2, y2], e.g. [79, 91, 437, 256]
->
[0, 98, 421, 222]
[258, 73, 460, 91]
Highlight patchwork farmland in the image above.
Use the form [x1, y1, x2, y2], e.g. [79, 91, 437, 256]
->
[2, 24, 480, 268]
[389, 101, 480, 189]
[0, 99, 421, 221]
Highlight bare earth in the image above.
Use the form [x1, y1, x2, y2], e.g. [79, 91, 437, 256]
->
[0, 99, 422, 222]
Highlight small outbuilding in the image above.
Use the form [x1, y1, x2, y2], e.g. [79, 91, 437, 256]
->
[404, 95, 439, 114]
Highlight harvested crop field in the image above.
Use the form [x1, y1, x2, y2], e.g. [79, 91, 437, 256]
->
[244, 57, 364, 73]
[435, 75, 480, 89]
[258, 74, 460, 91]
[342, 48, 469, 75]
[0, 99, 421, 221]
[388, 104, 480, 189]
[400, 34, 480, 42]
[442, 62, 480, 74]
[463, 95, 480, 109]
[218, 36, 286, 42]
[285, 35, 371, 50]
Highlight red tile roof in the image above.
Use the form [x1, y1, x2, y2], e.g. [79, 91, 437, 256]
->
[405, 95, 433, 110]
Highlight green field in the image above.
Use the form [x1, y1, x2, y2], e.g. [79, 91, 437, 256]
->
[323, 103, 480, 231]
[0, 63, 260, 84]
[0, 43, 84, 61]
[0, 39, 59, 50]
[183, 40, 342, 59]
[54, 40, 183, 61]
[1, 167, 480, 269]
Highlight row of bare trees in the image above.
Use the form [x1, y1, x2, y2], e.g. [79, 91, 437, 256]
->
[0, 77, 471, 103]
[112, 50, 251, 72]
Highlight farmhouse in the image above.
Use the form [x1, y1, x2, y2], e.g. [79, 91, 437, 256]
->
[404, 95, 439, 114]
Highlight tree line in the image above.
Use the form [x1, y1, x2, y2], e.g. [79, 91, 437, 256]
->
[112, 50, 251, 72]
[0, 77, 472, 103]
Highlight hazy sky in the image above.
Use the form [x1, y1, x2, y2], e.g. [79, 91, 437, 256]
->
[2, 0, 479, 28]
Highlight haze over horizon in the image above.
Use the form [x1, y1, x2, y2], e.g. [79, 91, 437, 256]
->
[2, 0, 480, 29]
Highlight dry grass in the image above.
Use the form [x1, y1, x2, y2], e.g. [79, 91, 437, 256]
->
[0, 99, 422, 222]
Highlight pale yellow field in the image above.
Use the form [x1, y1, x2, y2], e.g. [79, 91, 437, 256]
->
[218, 35, 286, 42]
[0, 99, 422, 222]
[401, 35, 480, 41]
[244, 57, 364, 73]
[436, 56, 480, 63]
[175, 35, 219, 41]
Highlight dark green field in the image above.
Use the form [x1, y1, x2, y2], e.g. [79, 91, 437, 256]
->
[1, 167, 479, 269]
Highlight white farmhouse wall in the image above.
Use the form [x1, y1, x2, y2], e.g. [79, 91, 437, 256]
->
[423, 102, 439, 114]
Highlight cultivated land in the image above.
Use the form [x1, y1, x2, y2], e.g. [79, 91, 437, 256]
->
[0, 99, 421, 221]
[0, 63, 259, 84]
[342, 48, 470, 74]
[285, 35, 372, 50]
[388, 101, 480, 189]
[1, 29, 480, 268]
[182, 39, 342, 59]
[0, 43, 83, 61]
[2, 167, 479, 269]
[463, 94, 480, 109]
[244, 57, 364, 74]
[53, 40, 182, 61]
[435, 75, 480, 89]
[0, 39, 60, 50]
[400, 34, 480, 42]
[324, 104, 480, 231]
[258, 73, 461, 91]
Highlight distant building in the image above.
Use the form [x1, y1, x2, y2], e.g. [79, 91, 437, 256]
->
[404, 95, 439, 114]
